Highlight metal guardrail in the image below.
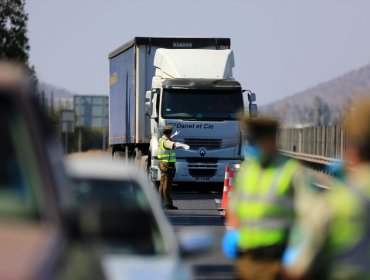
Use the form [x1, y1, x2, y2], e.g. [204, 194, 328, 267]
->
[278, 125, 347, 173]
[280, 150, 339, 166]
[279, 150, 337, 190]
[279, 125, 346, 160]
[279, 150, 335, 175]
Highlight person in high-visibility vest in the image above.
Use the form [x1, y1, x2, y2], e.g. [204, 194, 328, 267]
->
[158, 125, 189, 210]
[223, 116, 311, 280]
[283, 98, 370, 280]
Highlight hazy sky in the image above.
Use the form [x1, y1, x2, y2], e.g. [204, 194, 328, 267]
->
[26, 0, 370, 105]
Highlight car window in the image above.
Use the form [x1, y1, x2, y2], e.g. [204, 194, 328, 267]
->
[73, 178, 167, 255]
[0, 95, 41, 220]
[73, 179, 149, 209]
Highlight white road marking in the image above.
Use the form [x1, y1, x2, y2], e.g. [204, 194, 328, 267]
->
[215, 199, 221, 204]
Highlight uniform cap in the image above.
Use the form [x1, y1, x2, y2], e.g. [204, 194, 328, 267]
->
[239, 114, 279, 143]
[163, 125, 173, 133]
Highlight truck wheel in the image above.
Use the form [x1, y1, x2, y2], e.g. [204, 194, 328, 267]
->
[134, 147, 142, 161]
[154, 181, 160, 191]
[112, 151, 125, 160]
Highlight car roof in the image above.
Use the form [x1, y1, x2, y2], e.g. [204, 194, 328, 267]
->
[65, 155, 146, 182]
[64, 154, 180, 255]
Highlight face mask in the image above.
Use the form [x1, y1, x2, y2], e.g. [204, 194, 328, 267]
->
[326, 160, 346, 182]
[243, 143, 262, 161]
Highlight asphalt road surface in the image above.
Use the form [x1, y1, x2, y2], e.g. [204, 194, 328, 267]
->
[165, 189, 237, 280]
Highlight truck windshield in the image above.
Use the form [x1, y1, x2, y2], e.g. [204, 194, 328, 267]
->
[161, 89, 243, 120]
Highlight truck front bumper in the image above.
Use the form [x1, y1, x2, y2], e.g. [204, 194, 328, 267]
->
[150, 158, 242, 184]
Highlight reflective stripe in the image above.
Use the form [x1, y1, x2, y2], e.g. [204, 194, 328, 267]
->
[158, 153, 176, 158]
[238, 192, 294, 207]
[240, 217, 292, 230]
[158, 137, 176, 163]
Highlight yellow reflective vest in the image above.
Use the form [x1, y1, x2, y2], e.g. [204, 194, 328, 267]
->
[158, 137, 176, 163]
[325, 183, 370, 278]
[236, 157, 299, 249]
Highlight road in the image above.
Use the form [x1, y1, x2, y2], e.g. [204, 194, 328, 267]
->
[165, 190, 237, 280]
[164, 171, 332, 280]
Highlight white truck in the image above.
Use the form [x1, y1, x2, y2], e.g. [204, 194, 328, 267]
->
[109, 37, 257, 187]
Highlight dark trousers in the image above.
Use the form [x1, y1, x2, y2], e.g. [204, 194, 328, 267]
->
[159, 162, 175, 206]
[235, 244, 286, 280]
[236, 256, 281, 280]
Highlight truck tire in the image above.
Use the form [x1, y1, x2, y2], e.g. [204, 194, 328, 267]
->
[134, 147, 142, 161]
[112, 151, 125, 160]
[154, 180, 160, 191]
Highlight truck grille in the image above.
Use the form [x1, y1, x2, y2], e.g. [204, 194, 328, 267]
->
[184, 138, 222, 150]
[189, 169, 217, 177]
[186, 158, 218, 163]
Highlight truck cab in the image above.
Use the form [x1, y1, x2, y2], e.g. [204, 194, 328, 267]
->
[146, 49, 247, 185]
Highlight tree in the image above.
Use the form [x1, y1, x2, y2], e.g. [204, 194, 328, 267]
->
[0, 0, 30, 63]
[313, 96, 331, 126]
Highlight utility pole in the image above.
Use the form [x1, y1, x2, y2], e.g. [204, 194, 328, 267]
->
[60, 110, 75, 154]
[65, 128, 69, 154]
[78, 127, 82, 152]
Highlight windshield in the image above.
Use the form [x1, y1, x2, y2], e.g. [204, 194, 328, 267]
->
[161, 89, 243, 120]
[73, 178, 167, 255]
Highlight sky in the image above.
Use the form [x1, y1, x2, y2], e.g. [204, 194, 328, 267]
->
[26, 0, 370, 105]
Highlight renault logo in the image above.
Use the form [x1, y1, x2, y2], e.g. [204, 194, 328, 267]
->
[200, 149, 206, 157]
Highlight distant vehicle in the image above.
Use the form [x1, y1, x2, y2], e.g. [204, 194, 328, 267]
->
[0, 63, 73, 279]
[65, 156, 211, 280]
[108, 37, 257, 188]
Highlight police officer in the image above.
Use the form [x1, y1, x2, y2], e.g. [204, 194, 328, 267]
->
[158, 125, 189, 210]
[222, 116, 310, 280]
[283, 98, 370, 280]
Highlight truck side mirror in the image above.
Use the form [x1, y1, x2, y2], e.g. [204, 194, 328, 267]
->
[249, 103, 258, 118]
[145, 90, 159, 122]
[243, 90, 258, 118]
[248, 92, 256, 103]
[151, 92, 158, 121]
[145, 90, 153, 116]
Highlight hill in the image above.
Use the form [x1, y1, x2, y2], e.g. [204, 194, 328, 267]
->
[262, 63, 370, 127]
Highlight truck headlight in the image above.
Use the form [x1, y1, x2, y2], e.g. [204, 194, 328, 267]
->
[230, 163, 241, 172]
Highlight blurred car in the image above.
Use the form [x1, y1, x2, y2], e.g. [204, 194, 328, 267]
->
[0, 62, 73, 279]
[65, 156, 210, 280]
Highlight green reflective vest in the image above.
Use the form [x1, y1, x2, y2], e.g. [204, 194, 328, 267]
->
[326, 183, 370, 278]
[158, 137, 176, 163]
[236, 157, 299, 249]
